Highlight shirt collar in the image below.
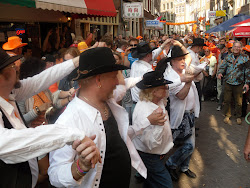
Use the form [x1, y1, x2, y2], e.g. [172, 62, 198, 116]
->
[138, 60, 152, 68]
[0, 96, 15, 116]
[73, 95, 99, 124]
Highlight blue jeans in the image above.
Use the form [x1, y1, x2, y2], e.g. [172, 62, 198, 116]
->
[166, 127, 195, 172]
[139, 151, 173, 188]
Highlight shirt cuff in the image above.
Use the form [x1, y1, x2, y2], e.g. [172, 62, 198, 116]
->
[57, 163, 83, 187]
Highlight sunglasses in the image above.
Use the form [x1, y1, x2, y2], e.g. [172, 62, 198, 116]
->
[130, 44, 137, 47]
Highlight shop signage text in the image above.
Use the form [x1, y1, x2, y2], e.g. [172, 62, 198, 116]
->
[123, 2, 144, 18]
[146, 20, 160, 27]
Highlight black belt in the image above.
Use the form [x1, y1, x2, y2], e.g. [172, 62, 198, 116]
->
[133, 101, 137, 104]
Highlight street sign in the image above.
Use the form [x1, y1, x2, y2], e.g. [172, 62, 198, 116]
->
[208, 11, 216, 18]
[123, 2, 144, 18]
[146, 20, 160, 27]
[216, 10, 226, 17]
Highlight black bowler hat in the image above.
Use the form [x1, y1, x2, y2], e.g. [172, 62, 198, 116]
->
[0, 48, 22, 71]
[131, 42, 157, 59]
[73, 47, 128, 80]
[190, 38, 206, 46]
[136, 71, 173, 90]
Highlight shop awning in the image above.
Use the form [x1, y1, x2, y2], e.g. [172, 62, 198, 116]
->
[36, 0, 87, 14]
[1, 0, 35, 8]
[84, 0, 117, 17]
[35, 0, 117, 17]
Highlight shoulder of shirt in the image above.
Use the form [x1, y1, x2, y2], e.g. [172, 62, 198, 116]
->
[58, 97, 98, 124]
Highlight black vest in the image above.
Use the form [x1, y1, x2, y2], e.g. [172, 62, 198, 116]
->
[0, 109, 32, 188]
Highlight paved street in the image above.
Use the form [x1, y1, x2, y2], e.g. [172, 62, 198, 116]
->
[130, 101, 250, 188]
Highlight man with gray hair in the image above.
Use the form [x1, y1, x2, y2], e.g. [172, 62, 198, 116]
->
[217, 41, 250, 125]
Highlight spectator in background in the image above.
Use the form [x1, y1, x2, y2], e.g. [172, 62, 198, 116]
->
[18, 57, 73, 127]
[77, 42, 88, 53]
[187, 38, 206, 106]
[100, 33, 113, 49]
[149, 40, 157, 48]
[2, 36, 27, 68]
[217, 41, 249, 125]
[200, 47, 217, 101]
[216, 42, 228, 111]
[23, 45, 33, 60]
[116, 40, 128, 53]
[42, 28, 60, 55]
[58, 47, 80, 91]
[123, 38, 139, 67]
[114, 51, 133, 124]
[41, 54, 59, 94]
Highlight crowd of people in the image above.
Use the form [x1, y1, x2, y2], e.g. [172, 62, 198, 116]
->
[0, 28, 249, 188]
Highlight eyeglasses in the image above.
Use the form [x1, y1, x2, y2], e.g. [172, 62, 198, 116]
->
[130, 44, 137, 47]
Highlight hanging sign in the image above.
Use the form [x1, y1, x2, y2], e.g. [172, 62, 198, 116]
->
[208, 11, 216, 18]
[123, 2, 144, 18]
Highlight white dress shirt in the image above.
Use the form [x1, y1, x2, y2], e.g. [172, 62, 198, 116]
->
[130, 47, 163, 102]
[188, 48, 203, 82]
[130, 100, 174, 155]
[48, 86, 147, 188]
[130, 60, 153, 102]
[0, 59, 85, 188]
[165, 66, 200, 129]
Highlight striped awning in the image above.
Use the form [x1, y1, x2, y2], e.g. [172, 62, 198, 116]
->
[35, 0, 117, 17]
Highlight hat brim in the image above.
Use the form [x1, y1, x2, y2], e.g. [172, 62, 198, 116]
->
[190, 43, 206, 46]
[136, 79, 173, 90]
[73, 64, 128, 81]
[131, 47, 157, 59]
[0, 54, 22, 70]
[169, 52, 189, 61]
[2, 42, 27, 50]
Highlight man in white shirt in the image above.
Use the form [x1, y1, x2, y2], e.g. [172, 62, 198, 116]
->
[130, 40, 172, 104]
[0, 49, 100, 188]
[187, 38, 206, 108]
[48, 47, 165, 188]
[164, 45, 200, 181]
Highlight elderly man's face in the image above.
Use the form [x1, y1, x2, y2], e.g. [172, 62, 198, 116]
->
[232, 42, 242, 55]
[171, 56, 186, 72]
[100, 71, 119, 100]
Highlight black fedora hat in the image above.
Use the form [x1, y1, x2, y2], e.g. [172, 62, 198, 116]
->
[73, 47, 128, 81]
[190, 38, 206, 46]
[170, 45, 189, 60]
[0, 48, 22, 71]
[136, 71, 173, 90]
[131, 42, 157, 59]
